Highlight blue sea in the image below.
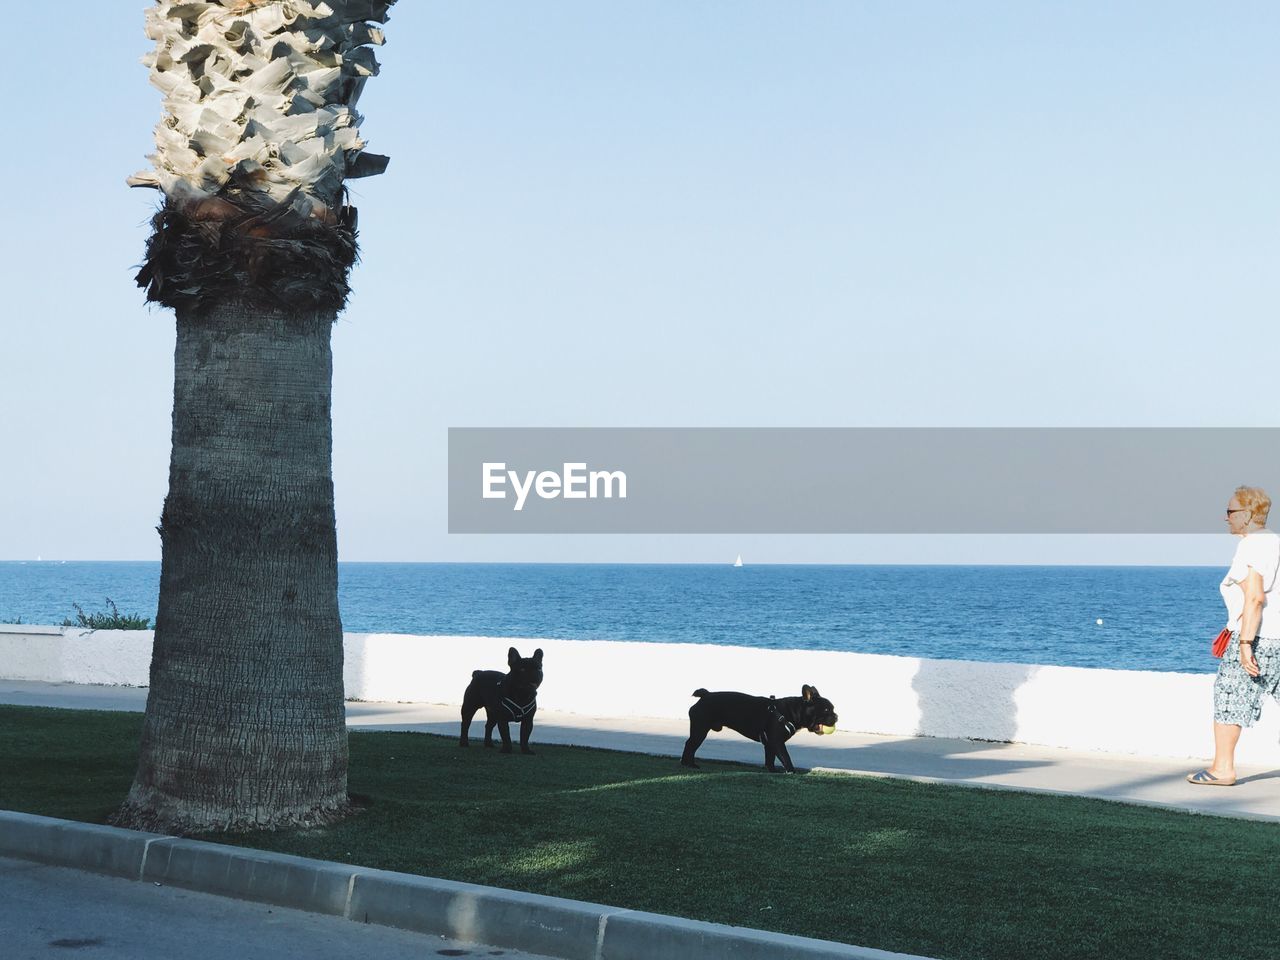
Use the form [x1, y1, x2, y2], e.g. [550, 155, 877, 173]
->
[0, 562, 1228, 675]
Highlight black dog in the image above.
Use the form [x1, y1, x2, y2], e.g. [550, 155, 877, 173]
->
[681, 684, 838, 773]
[459, 647, 544, 754]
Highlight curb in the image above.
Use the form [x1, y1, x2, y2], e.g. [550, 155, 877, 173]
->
[0, 810, 929, 960]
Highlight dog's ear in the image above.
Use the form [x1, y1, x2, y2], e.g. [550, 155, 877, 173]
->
[508, 647, 520, 667]
[533, 648, 543, 664]
[802, 684, 818, 701]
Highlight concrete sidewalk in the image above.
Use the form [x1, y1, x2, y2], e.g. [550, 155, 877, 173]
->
[4, 679, 1279, 822]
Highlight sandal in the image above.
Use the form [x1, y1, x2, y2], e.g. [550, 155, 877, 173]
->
[1186, 769, 1236, 787]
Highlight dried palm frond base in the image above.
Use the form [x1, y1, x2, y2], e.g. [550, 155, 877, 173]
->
[136, 198, 359, 317]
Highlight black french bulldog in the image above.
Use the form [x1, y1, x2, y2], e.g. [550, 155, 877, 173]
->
[681, 684, 838, 773]
[459, 647, 544, 754]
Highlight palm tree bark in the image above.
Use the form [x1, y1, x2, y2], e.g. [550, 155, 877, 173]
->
[117, 300, 347, 832]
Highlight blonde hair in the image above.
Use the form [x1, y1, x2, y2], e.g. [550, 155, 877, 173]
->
[1234, 485, 1272, 523]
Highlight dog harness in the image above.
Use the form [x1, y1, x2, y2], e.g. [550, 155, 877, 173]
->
[767, 700, 796, 737]
[501, 695, 537, 720]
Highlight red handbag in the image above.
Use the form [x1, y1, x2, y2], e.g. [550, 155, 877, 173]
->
[1213, 628, 1232, 658]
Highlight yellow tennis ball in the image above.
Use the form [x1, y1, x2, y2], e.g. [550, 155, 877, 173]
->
[818, 724, 836, 736]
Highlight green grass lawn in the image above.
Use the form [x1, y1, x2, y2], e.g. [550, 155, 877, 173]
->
[2, 704, 1274, 960]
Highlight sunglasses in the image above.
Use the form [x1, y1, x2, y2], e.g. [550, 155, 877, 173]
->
[1226, 508, 1250, 518]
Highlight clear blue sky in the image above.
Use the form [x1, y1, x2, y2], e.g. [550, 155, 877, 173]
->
[2, 2, 1276, 563]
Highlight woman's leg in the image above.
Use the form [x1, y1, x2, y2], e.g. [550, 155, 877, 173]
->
[1205, 635, 1263, 781]
[1210, 722, 1242, 778]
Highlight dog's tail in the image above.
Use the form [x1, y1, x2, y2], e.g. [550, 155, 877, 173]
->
[692, 687, 709, 698]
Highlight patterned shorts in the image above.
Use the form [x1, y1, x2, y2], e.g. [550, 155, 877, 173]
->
[1213, 632, 1280, 727]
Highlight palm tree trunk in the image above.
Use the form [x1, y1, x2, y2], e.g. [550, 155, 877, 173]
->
[115, 299, 347, 833]
[117, 0, 396, 833]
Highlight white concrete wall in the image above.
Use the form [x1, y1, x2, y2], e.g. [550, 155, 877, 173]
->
[0, 626, 154, 687]
[2, 625, 1277, 764]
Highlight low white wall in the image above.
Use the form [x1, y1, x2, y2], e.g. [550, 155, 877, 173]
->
[0, 626, 154, 687]
[2, 625, 1276, 764]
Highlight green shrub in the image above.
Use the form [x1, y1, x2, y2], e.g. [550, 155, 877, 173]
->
[61, 598, 151, 631]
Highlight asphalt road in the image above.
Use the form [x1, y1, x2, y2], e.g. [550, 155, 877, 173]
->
[0, 856, 555, 960]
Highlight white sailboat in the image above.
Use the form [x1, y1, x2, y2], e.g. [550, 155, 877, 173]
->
[733, 554, 743, 568]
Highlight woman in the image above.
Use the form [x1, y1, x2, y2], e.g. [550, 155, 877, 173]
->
[1188, 485, 1280, 786]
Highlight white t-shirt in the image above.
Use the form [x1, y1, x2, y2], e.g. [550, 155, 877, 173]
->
[1220, 529, 1280, 638]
